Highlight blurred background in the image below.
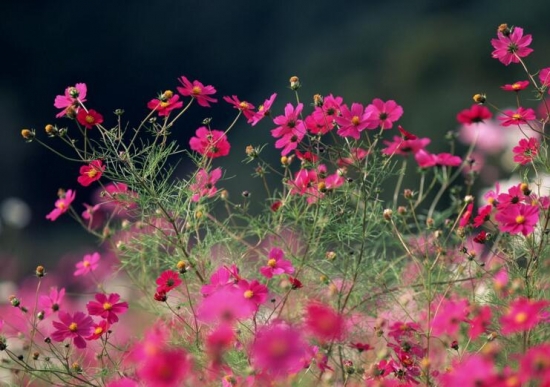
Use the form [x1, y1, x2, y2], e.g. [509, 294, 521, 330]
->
[1, 0, 550, 280]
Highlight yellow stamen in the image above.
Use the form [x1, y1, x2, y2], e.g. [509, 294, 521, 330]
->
[267, 258, 277, 268]
[68, 322, 78, 332]
[351, 116, 361, 125]
[243, 290, 254, 299]
[103, 302, 112, 311]
[515, 215, 525, 224]
[192, 86, 202, 95]
[515, 312, 527, 323]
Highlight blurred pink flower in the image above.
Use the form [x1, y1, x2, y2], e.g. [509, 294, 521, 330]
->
[190, 168, 222, 202]
[501, 297, 550, 335]
[456, 104, 492, 125]
[498, 107, 536, 127]
[495, 203, 539, 236]
[38, 287, 65, 317]
[46, 189, 76, 221]
[501, 80, 529, 91]
[74, 252, 100, 276]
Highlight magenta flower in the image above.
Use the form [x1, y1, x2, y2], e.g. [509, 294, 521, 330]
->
[250, 322, 308, 378]
[197, 286, 255, 323]
[274, 125, 306, 156]
[147, 94, 183, 116]
[51, 311, 94, 349]
[86, 320, 109, 341]
[501, 80, 529, 91]
[500, 297, 550, 335]
[237, 279, 268, 307]
[190, 168, 222, 202]
[82, 203, 101, 221]
[513, 137, 539, 165]
[201, 265, 240, 297]
[414, 149, 437, 168]
[74, 252, 100, 276]
[223, 95, 255, 120]
[364, 98, 403, 129]
[189, 126, 231, 158]
[495, 203, 539, 236]
[456, 104, 492, 125]
[382, 135, 431, 156]
[54, 83, 87, 118]
[177, 76, 217, 107]
[77, 159, 105, 187]
[76, 109, 104, 129]
[249, 93, 277, 126]
[46, 189, 76, 221]
[334, 103, 370, 139]
[435, 153, 462, 167]
[38, 287, 65, 317]
[271, 103, 305, 138]
[468, 305, 492, 340]
[519, 344, 550, 384]
[539, 67, 550, 90]
[431, 298, 470, 336]
[260, 248, 294, 279]
[156, 270, 182, 293]
[491, 26, 533, 66]
[86, 293, 129, 324]
[305, 302, 345, 342]
[498, 107, 536, 126]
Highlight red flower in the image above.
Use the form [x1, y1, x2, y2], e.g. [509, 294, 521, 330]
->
[86, 293, 129, 324]
[491, 26, 533, 66]
[498, 107, 536, 126]
[77, 159, 105, 187]
[189, 126, 231, 158]
[456, 104, 492, 125]
[473, 230, 489, 244]
[223, 95, 255, 120]
[77, 109, 103, 129]
[513, 137, 539, 165]
[501, 80, 529, 91]
[156, 270, 182, 293]
[288, 276, 303, 289]
[51, 311, 94, 349]
[177, 76, 217, 107]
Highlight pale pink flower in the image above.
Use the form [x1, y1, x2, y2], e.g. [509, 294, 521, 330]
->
[38, 287, 65, 317]
[46, 189, 76, 221]
[74, 252, 100, 276]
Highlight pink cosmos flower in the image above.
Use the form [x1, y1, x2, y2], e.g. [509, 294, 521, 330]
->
[468, 305, 492, 340]
[456, 104, 492, 125]
[334, 103, 370, 139]
[76, 109, 103, 129]
[306, 94, 343, 135]
[223, 95, 255, 120]
[51, 311, 94, 349]
[271, 103, 305, 138]
[38, 287, 65, 317]
[496, 184, 526, 209]
[491, 26, 533, 66]
[156, 270, 182, 293]
[539, 68, 550, 90]
[513, 137, 539, 165]
[86, 293, 129, 324]
[74, 252, 100, 276]
[82, 203, 101, 221]
[206, 324, 235, 366]
[46, 189, 76, 221]
[237, 279, 268, 307]
[197, 286, 255, 324]
[519, 344, 550, 384]
[177, 76, 217, 107]
[250, 322, 308, 378]
[459, 203, 474, 228]
[201, 265, 240, 296]
[103, 182, 138, 210]
[364, 98, 404, 130]
[338, 147, 370, 167]
[54, 83, 87, 118]
[77, 159, 105, 186]
[190, 168, 222, 202]
[473, 205, 492, 228]
[260, 247, 295, 279]
[87, 320, 109, 341]
[137, 347, 191, 387]
[439, 354, 498, 386]
[500, 297, 550, 335]
[382, 135, 431, 156]
[498, 107, 536, 126]
[305, 302, 345, 342]
[388, 321, 420, 342]
[274, 125, 306, 156]
[435, 153, 462, 167]
[495, 203, 539, 236]
[147, 93, 183, 116]
[430, 298, 469, 337]
[414, 149, 437, 168]
[249, 93, 277, 126]
[501, 80, 529, 91]
[189, 126, 231, 158]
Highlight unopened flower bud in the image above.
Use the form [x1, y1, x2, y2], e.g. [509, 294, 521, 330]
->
[520, 183, 531, 195]
[487, 332, 498, 341]
[403, 189, 414, 200]
[35, 265, 45, 278]
[245, 145, 258, 158]
[383, 209, 393, 221]
[241, 190, 251, 198]
[343, 360, 355, 374]
[464, 195, 474, 204]
[313, 94, 323, 107]
[220, 190, 229, 200]
[44, 124, 57, 137]
[68, 87, 79, 98]
[325, 251, 337, 261]
[426, 218, 434, 228]
[37, 311, 45, 320]
[71, 362, 82, 373]
[9, 295, 20, 307]
[32, 352, 39, 360]
[317, 181, 327, 193]
[497, 23, 511, 36]
[162, 90, 173, 99]
[21, 129, 35, 142]
[65, 106, 77, 119]
[473, 94, 486, 104]
[397, 206, 407, 215]
[114, 109, 125, 116]
[451, 340, 459, 350]
[289, 76, 301, 90]
[176, 260, 188, 274]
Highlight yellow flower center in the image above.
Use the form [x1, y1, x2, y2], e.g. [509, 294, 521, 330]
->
[239, 101, 249, 110]
[351, 116, 361, 125]
[69, 322, 78, 332]
[512, 83, 521, 90]
[160, 101, 169, 108]
[515, 215, 525, 224]
[103, 302, 112, 311]
[85, 115, 95, 124]
[87, 169, 98, 178]
[192, 86, 202, 95]
[56, 202, 66, 210]
[269, 339, 288, 356]
[83, 260, 91, 268]
[512, 113, 522, 120]
[94, 327, 104, 335]
[515, 312, 527, 324]
[243, 290, 254, 299]
[258, 104, 265, 112]
[267, 258, 277, 268]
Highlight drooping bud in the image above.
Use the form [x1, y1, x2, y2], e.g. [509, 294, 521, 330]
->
[289, 76, 301, 90]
